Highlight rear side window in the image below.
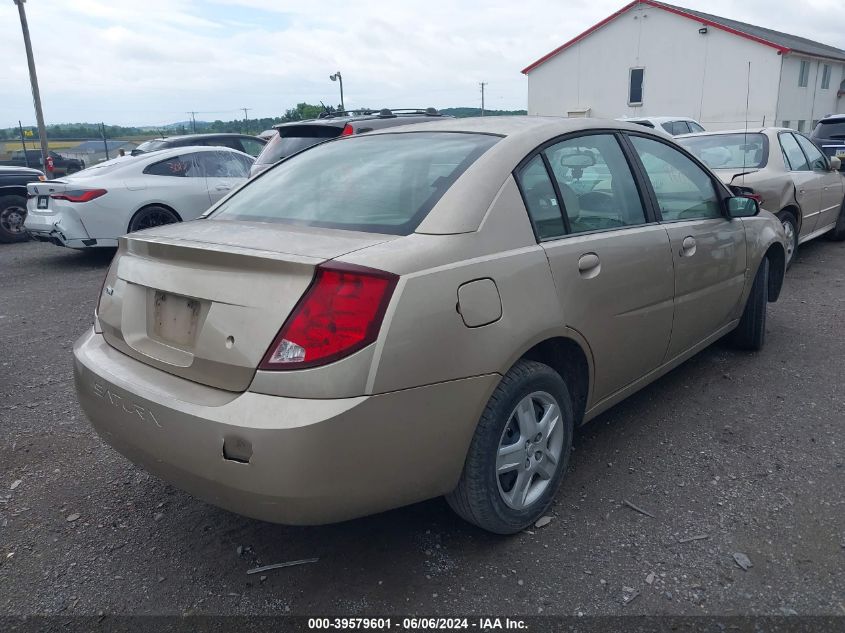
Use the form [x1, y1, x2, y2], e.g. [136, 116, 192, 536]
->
[662, 121, 691, 135]
[779, 133, 810, 171]
[688, 121, 705, 133]
[631, 136, 721, 221]
[254, 126, 342, 165]
[517, 156, 564, 240]
[199, 151, 252, 178]
[211, 132, 499, 235]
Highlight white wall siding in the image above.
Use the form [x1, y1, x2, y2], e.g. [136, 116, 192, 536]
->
[776, 56, 845, 131]
[526, 3, 783, 130]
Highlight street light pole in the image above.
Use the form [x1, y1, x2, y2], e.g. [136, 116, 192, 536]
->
[330, 72, 344, 111]
[13, 0, 49, 176]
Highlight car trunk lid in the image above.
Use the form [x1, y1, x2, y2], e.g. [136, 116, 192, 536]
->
[97, 220, 396, 391]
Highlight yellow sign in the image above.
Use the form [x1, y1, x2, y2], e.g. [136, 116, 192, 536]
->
[23, 130, 33, 137]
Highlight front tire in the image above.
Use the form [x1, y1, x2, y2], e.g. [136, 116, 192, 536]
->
[828, 201, 845, 241]
[777, 210, 799, 268]
[0, 194, 30, 243]
[128, 205, 180, 233]
[446, 360, 574, 534]
[731, 257, 769, 351]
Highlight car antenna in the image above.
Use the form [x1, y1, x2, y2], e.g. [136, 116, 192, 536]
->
[742, 61, 751, 186]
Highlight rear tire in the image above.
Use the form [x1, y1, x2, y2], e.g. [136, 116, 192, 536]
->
[828, 200, 845, 241]
[777, 210, 799, 269]
[731, 257, 769, 351]
[128, 205, 180, 233]
[0, 194, 30, 243]
[446, 360, 574, 534]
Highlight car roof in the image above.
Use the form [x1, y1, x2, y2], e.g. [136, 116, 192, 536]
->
[676, 128, 784, 138]
[274, 109, 448, 130]
[0, 165, 44, 176]
[621, 116, 699, 124]
[361, 116, 676, 234]
[149, 133, 260, 142]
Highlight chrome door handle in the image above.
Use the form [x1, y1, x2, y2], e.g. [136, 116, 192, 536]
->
[680, 236, 697, 257]
[577, 253, 601, 278]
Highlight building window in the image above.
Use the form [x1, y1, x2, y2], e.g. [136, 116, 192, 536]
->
[797, 120, 806, 132]
[629, 68, 644, 105]
[799, 60, 810, 87]
[782, 120, 790, 128]
[821, 64, 832, 89]
[812, 119, 820, 129]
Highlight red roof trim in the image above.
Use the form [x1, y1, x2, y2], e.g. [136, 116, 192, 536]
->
[521, 0, 791, 75]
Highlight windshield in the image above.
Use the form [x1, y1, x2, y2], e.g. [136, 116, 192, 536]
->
[211, 132, 499, 235]
[254, 125, 342, 165]
[132, 140, 169, 155]
[677, 133, 768, 169]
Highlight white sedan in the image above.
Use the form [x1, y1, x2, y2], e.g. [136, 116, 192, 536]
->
[25, 146, 253, 249]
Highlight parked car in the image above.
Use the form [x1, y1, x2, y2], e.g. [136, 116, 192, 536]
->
[810, 114, 845, 158]
[74, 117, 786, 534]
[131, 133, 266, 158]
[677, 128, 845, 266]
[250, 108, 450, 177]
[25, 146, 253, 249]
[0, 149, 85, 177]
[0, 166, 46, 243]
[618, 116, 705, 136]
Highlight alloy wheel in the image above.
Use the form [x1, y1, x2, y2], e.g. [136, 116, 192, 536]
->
[0, 204, 26, 235]
[781, 219, 796, 265]
[496, 391, 565, 510]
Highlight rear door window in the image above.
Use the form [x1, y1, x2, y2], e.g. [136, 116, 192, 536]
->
[211, 132, 499, 235]
[198, 151, 252, 178]
[545, 134, 647, 233]
[143, 153, 205, 177]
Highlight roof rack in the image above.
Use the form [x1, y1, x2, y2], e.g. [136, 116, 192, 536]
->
[311, 107, 442, 120]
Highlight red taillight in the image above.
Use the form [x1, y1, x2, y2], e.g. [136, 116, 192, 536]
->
[259, 262, 398, 370]
[50, 189, 107, 203]
[745, 193, 764, 204]
[341, 123, 354, 136]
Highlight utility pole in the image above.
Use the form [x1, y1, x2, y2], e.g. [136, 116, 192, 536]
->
[479, 82, 487, 116]
[188, 111, 198, 134]
[13, 0, 49, 176]
[100, 122, 109, 161]
[241, 107, 251, 134]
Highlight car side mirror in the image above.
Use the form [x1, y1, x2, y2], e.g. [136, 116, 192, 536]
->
[726, 196, 759, 218]
[829, 156, 841, 171]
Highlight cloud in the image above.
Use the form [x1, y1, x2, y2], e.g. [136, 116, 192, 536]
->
[1, 0, 844, 127]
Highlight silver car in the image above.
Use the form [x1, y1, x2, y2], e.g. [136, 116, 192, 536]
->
[678, 128, 845, 265]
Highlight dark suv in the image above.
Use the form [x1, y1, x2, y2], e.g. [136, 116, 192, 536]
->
[810, 115, 845, 158]
[132, 133, 266, 158]
[250, 108, 450, 177]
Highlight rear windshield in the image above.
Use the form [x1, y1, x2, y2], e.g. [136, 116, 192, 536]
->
[211, 132, 499, 235]
[814, 120, 845, 139]
[676, 133, 768, 169]
[133, 140, 169, 154]
[254, 125, 342, 165]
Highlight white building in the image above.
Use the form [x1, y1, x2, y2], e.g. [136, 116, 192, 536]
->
[523, 0, 845, 132]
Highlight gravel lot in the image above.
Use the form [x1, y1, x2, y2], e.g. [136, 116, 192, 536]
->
[1, 238, 843, 617]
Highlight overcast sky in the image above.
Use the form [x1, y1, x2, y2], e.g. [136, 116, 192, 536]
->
[1, 0, 843, 128]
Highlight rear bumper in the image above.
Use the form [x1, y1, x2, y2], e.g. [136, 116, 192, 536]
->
[24, 204, 118, 249]
[73, 329, 497, 524]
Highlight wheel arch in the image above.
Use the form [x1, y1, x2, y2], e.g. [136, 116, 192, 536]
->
[127, 203, 182, 232]
[763, 242, 785, 301]
[779, 203, 802, 234]
[512, 335, 592, 426]
[0, 185, 28, 199]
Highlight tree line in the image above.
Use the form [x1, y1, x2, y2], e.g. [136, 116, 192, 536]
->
[0, 104, 527, 140]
